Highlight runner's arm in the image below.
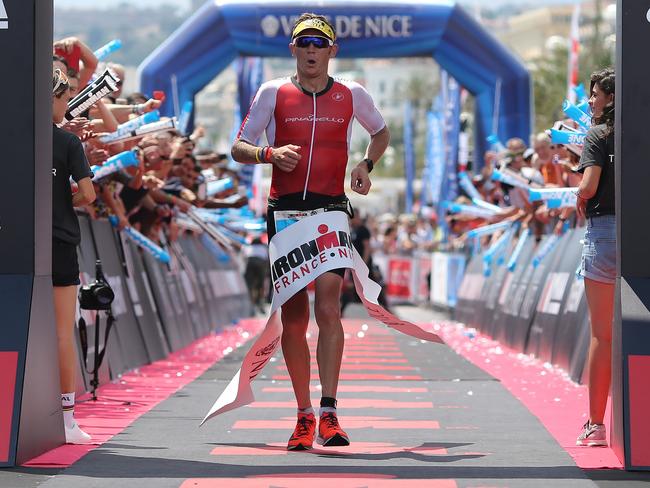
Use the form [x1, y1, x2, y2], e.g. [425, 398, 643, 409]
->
[232, 139, 301, 172]
[364, 125, 390, 166]
[350, 126, 390, 195]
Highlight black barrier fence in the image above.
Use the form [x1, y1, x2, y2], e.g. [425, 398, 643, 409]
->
[75, 215, 253, 390]
[455, 227, 589, 384]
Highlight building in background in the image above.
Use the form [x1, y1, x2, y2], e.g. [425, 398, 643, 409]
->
[497, 1, 616, 62]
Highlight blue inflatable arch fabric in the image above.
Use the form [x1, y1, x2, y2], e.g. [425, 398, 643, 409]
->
[138, 0, 531, 164]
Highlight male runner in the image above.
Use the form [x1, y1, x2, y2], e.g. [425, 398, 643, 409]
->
[231, 12, 390, 450]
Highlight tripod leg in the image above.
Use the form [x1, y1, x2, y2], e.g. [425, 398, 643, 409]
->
[92, 312, 100, 401]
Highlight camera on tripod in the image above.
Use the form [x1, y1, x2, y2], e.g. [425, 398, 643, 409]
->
[79, 260, 115, 311]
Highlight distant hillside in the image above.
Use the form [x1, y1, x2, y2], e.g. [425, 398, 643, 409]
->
[54, 5, 187, 67]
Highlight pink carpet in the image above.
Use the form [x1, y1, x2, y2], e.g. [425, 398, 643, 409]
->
[22, 319, 265, 468]
[434, 321, 622, 470]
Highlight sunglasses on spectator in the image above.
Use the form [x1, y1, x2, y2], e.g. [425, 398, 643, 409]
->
[293, 35, 333, 49]
[52, 68, 70, 97]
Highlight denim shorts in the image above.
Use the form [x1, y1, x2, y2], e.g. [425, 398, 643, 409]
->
[580, 215, 617, 284]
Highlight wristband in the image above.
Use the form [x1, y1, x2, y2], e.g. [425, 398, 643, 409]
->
[362, 158, 374, 173]
[558, 216, 567, 222]
[264, 146, 273, 163]
[254, 147, 262, 163]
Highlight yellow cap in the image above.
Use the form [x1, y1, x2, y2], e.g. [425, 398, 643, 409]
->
[291, 18, 335, 41]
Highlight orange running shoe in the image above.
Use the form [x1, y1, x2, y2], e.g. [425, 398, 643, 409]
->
[317, 411, 350, 447]
[287, 412, 316, 451]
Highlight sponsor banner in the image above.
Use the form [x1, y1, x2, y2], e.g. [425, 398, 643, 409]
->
[259, 13, 415, 40]
[430, 252, 466, 308]
[431, 252, 448, 306]
[202, 211, 442, 424]
[386, 257, 415, 303]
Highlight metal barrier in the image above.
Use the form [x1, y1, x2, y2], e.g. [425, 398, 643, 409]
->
[76, 215, 253, 384]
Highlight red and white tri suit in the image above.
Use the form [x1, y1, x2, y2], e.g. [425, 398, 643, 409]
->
[237, 76, 386, 200]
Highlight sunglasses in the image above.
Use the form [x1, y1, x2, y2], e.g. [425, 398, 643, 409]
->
[52, 68, 70, 97]
[293, 35, 333, 49]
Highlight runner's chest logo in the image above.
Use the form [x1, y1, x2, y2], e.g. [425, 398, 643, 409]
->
[284, 114, 345, 124]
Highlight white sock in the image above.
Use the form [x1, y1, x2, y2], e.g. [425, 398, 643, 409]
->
[62, 392, 75, 429]
[298, 407, 314, 416]
[319, 406, 336, 416]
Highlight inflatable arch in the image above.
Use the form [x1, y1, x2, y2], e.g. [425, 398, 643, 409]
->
[138, 0, 531, 163]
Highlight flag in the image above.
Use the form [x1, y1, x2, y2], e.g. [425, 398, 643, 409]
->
[437, 70, 461, 242]
[403, 100, 415, 214]
[425, 110, 445, 206]
[567, 3, 581, 103]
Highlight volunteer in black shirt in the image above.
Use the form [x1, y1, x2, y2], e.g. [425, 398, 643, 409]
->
[574, 67, 615, 447]
[52, 69, 96, 444]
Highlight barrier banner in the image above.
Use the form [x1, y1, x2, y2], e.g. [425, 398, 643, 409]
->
[180, 235, 225, 329]
[431, 252, 467, 308]
[202, 212, 443, 424]
[141, 252, 190, 351]
[172, 241, 214, 338]
[454, 253, 484, 326]
[500, 236, 539, 349]
[446, 254, 466, 308]
[549, 230, 588, 370]
[482, 239, 515, 338]
[121, 237, 170, 362]
[528, 266, 573, 361]
[76, 215, 113, 388]
[569, 313, 590, 384]
[522, 233, 572, 357]
[451, 226, 591, 386]
[171, 240, 212, 338]
[386, 257, 416, 303]
[430, 253, 449, 307]
[163, 249, 204, 341]
[89, 219, 151, 373]
[161, 254, 199, 344]
[494, 234, 537, 346]
[199, 234, 235, 325]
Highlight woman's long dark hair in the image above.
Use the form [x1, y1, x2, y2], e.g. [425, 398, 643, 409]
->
[590, 67, 615, 134]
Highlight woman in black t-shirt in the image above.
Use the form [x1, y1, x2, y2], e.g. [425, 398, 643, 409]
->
[574, 67, 615, 447]
[52, 69, 96, 444]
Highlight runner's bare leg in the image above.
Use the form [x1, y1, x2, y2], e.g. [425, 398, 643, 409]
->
[314, 272, 344, 398]
[281, 289, 312, 409]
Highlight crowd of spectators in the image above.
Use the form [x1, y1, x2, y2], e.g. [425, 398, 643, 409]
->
[354, 124, 587, 259]
[53, 37, 249, 249]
